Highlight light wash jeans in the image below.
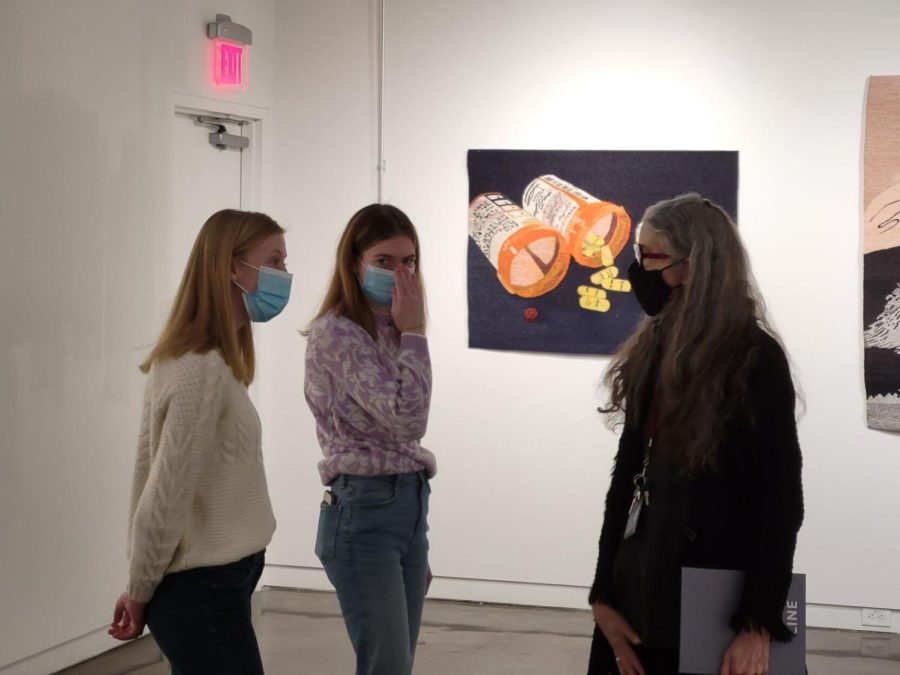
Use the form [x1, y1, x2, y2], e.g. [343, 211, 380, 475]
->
[316, 471, 430, 675]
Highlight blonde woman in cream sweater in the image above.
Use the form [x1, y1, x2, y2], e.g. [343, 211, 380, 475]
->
[109, 210, 292, 675]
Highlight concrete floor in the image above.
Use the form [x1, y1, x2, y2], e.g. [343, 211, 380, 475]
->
[59, 589, 900, 674]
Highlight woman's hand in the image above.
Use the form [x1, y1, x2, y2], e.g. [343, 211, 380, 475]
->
[391, 265, 425, 334]
[720, 628, 770, 675]
[591, 602, 645, 675]
[108, 592, 146, 641]
[426, 565, 434, 595]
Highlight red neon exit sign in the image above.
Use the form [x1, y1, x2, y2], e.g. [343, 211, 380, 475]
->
[212, 38, 248, 89]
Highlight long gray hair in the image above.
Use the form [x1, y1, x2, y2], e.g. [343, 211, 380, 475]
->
[601, 193, 783, 472]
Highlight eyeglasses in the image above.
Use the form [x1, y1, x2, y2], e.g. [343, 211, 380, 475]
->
[633, 243, 676, 267]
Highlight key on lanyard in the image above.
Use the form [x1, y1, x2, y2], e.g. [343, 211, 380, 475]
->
[634, 454, 650, 506]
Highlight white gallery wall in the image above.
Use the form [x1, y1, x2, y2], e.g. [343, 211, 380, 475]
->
[260, 0, 900, 634]
[257, 0, 381, 582]
[2, 0, 900, 672]
[0, 1, 277, 672]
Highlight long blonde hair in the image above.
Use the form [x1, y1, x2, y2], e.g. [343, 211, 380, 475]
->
[305, 204, 422, 341]
[141, 209, 284, 385]
[602, 193, 783, 472]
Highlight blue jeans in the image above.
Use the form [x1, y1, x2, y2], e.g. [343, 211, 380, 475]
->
[145, 551, 265, 675]
[316, 472, 431, 675]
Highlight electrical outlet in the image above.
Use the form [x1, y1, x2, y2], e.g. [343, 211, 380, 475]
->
[861, 637, 892, 658]
[861, 608, 892, 628]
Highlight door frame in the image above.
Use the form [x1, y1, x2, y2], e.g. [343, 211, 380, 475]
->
[170, 92, 273, 213]
[168, 93, 274, 408]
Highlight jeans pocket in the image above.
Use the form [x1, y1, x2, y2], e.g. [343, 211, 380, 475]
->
[203, 558, 256, 613]
[207, 557, 255, 588]
[350, 481, 397, 507]
[315, 504, 341, 562]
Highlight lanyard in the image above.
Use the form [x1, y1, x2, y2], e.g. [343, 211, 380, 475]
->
[633, 403, 657, 505]
[624, 403, 657, 538]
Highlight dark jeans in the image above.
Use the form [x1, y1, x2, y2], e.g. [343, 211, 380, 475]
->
[145, 550, 266, 675]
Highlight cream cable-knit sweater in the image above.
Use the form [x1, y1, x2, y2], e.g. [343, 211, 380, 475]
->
[126, 350, 276, 603]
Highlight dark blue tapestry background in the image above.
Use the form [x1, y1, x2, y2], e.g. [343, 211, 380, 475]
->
[467, 149, 739, 355]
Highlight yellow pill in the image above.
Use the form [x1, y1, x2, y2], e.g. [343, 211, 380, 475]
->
[599, 278, 632, 292]
[590, 267, 620, 284]
[600, 245, 614, 267]
[579, 296, 612, 312]
[582, 244, 601, 257]
[577, 285, 608, 298]
[585, 233, 603, 244]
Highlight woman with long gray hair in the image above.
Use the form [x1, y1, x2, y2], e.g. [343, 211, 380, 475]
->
[587, 194, 804, 675]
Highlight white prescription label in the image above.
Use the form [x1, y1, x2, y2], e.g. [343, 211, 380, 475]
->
[541, 175, 599, 204]
[469, 193, 532, 267]
[523, 176, 581, 236]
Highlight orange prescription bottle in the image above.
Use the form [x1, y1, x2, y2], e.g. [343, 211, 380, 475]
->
[522, 175, 632, 268]
[469, 193, 571, 298]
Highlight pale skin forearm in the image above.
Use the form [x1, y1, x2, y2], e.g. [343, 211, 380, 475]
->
[720, 628, 770, 675]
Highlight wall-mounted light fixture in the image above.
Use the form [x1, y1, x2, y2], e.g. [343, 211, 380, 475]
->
[207, 14, 252, 90]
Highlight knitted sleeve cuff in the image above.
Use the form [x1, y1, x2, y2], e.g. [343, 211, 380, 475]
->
[126, 581, 158, 604]
[399, 332, 428, 357]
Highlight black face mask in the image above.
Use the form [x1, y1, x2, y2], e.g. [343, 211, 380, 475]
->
[627, 259, 682, 316]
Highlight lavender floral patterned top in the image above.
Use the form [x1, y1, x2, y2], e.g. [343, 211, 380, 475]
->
[305, 309, 437, 485]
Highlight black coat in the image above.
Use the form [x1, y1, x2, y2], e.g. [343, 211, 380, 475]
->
[588, 331, 804, 671]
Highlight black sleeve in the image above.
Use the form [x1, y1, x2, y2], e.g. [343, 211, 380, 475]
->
[588, 424, 644, 605]
[729, 335, 805, 641]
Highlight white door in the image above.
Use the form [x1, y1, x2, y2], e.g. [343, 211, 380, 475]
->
[167, 112, 250, 296]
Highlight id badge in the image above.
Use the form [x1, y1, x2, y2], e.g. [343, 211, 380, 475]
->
[623, 493, 642, 539]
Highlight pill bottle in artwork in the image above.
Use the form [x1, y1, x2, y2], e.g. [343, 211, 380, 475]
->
[522, 175, 632, 268]
[469, 192, 571, 298]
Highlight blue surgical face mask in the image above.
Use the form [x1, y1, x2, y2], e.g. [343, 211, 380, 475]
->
[361, 264, 395, 306]
[234, 261, 292, 322]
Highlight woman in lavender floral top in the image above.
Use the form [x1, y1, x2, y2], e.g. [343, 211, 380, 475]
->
[304, 204, 435, 675]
